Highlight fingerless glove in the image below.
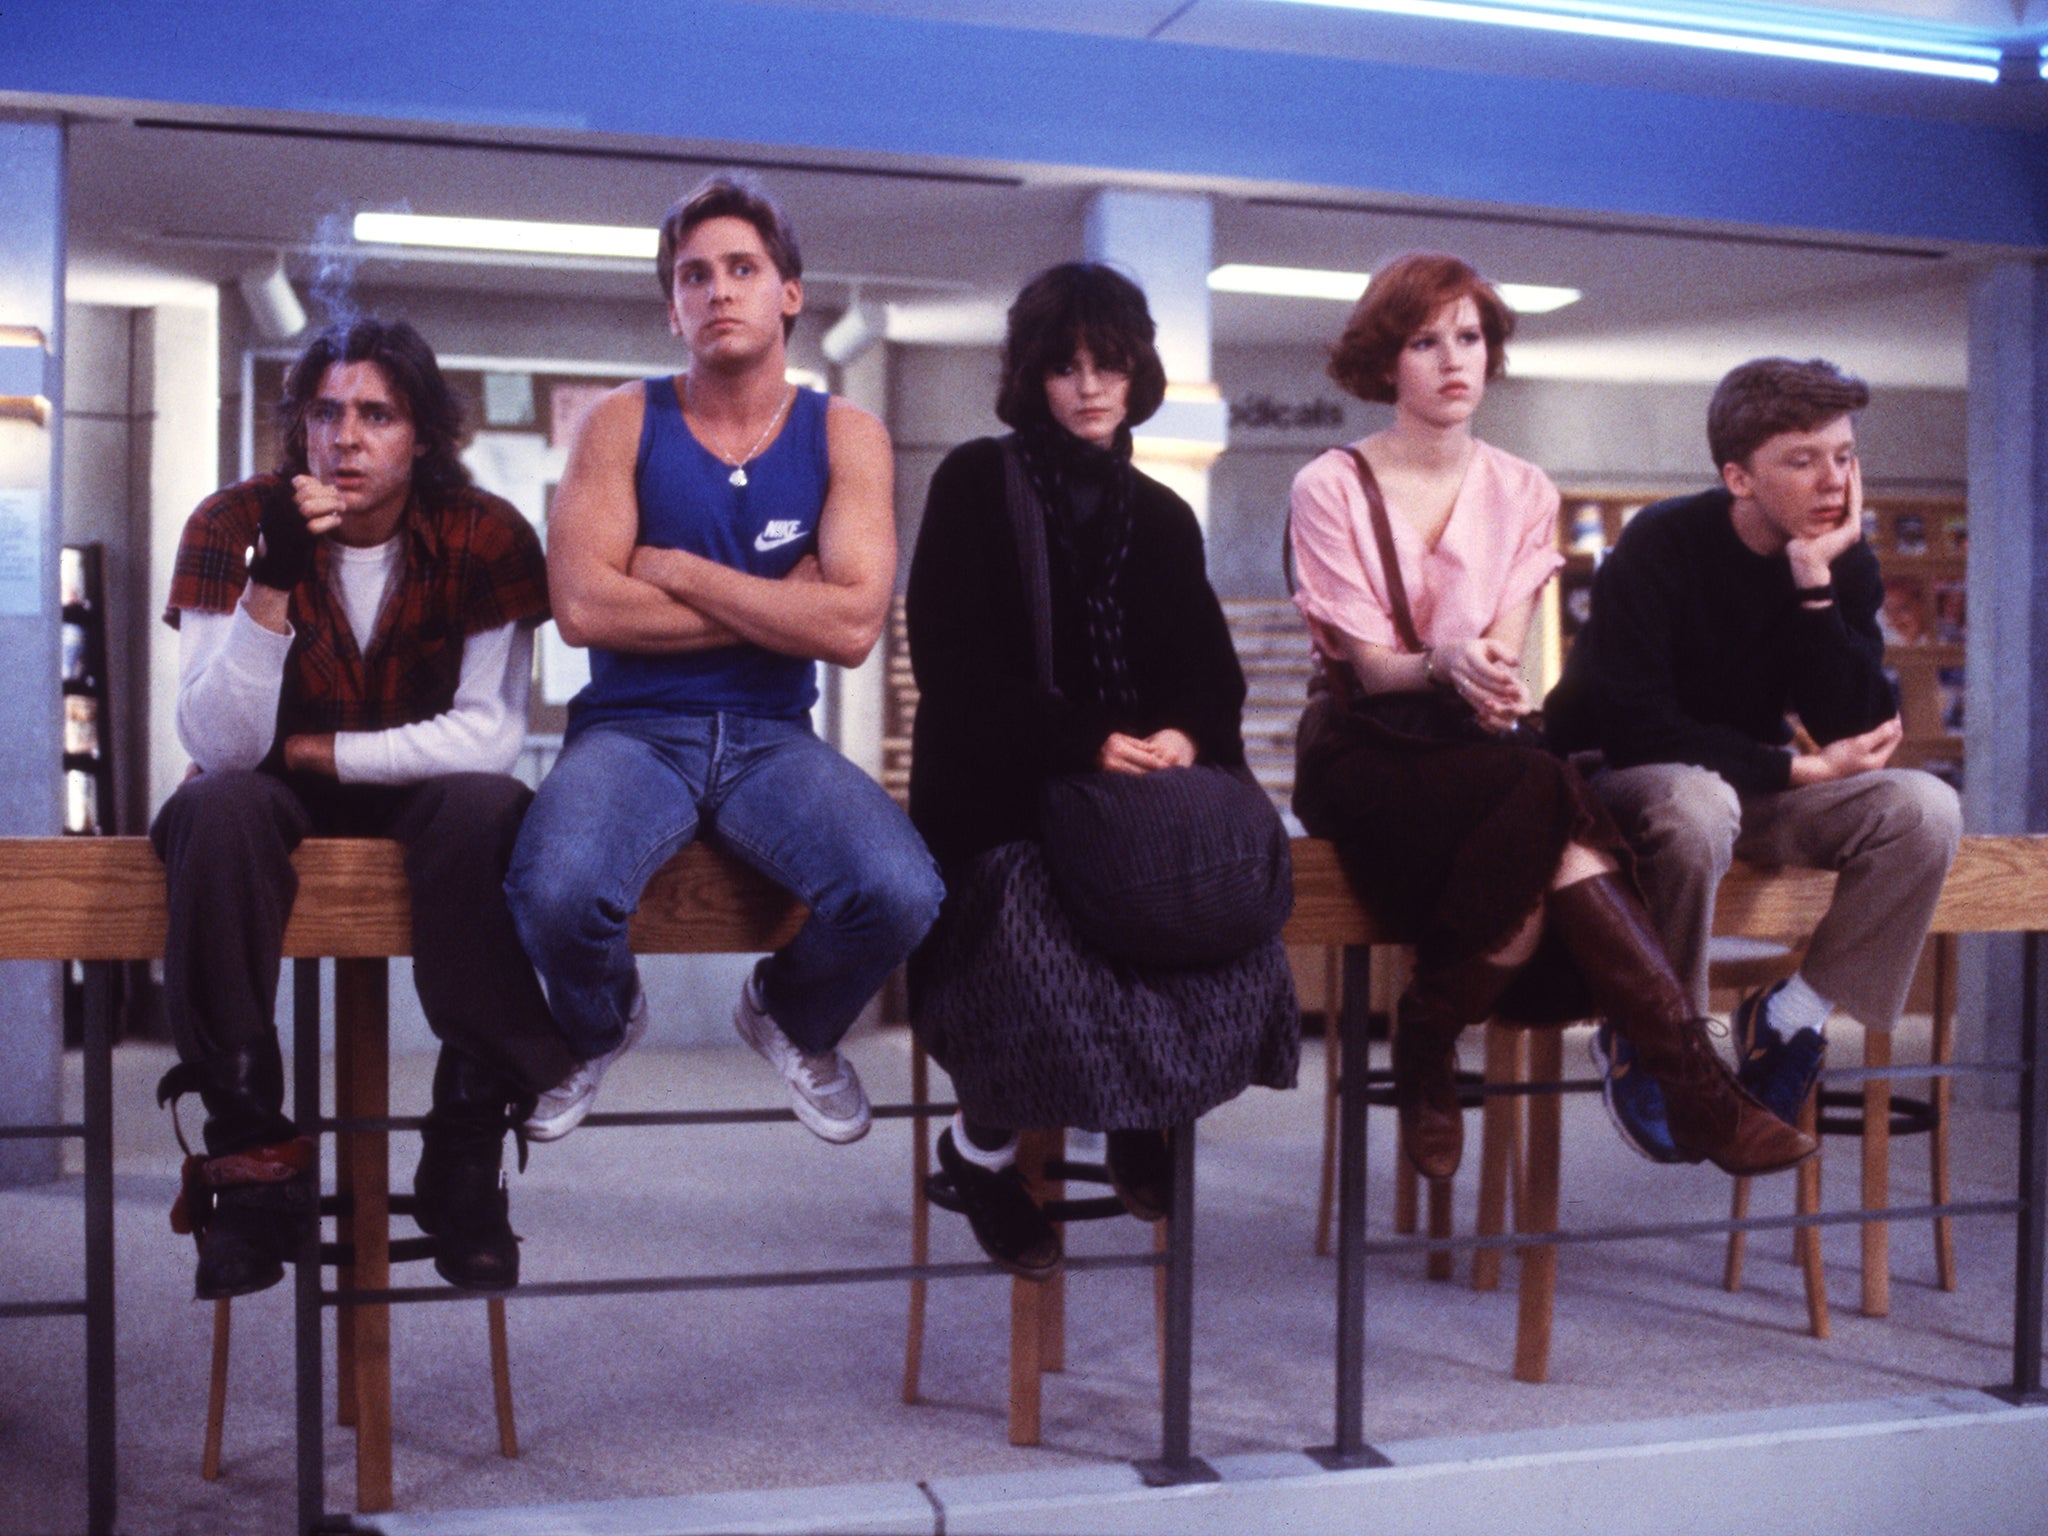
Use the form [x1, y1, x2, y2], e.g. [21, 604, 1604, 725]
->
[246, 479, 316, 592]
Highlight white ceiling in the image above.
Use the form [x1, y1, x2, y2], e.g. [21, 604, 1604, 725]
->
[63, 0, 2023, 389]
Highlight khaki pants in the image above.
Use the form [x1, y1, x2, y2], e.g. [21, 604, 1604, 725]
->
[1588, 763, 1961, 1032]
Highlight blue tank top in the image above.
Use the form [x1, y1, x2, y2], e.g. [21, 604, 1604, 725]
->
[569, 380, 829, 734]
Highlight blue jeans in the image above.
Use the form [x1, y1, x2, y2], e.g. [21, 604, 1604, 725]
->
[506, 712, 943, 1059]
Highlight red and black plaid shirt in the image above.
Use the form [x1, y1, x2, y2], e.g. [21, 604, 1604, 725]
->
[164, 472, 549, 739]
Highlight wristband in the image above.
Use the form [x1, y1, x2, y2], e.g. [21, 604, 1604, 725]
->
[1793, 582, 1836, 605]
[1422, 648, 1445, 688]
[247, 479, 317, 592]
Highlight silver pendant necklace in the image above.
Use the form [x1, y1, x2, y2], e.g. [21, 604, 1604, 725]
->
[693, 382, 793, 488]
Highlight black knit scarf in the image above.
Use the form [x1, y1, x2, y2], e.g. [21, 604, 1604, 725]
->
[1015, 421, 1139, 713]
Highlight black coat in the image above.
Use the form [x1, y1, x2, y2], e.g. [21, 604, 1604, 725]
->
[905, 436, 1247, 873]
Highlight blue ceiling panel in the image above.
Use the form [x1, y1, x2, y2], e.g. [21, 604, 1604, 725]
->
[3, 0, 2044, 249]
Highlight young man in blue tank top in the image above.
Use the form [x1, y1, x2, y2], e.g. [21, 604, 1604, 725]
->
[506, 176, 943, 1145]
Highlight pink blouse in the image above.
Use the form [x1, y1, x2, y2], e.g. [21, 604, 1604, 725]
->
[1289, 439, 1563, 657]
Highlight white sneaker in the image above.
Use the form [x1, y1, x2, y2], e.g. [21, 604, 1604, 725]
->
[522, 989, 649, 1143]
[733, 973, 871, 1144]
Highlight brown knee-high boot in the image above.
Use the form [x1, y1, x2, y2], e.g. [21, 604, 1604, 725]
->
[1395, 957, 1518, 1180]
[1547, 874, 1816, 1176]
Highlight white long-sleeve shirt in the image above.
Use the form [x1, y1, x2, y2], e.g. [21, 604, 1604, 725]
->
[174, 533, 534, 782]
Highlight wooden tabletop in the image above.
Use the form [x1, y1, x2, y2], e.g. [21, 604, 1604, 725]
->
[0, 833, 2044, 962]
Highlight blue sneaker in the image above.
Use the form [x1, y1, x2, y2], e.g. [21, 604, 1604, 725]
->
[1734, 982, 1826, 1126]
[1590, 1022, 1694, 1165]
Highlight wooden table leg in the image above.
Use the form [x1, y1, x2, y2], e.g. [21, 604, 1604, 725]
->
[1863, 1027, 1892, 1318]
[339, 958, 393, 1513]
[488, 1298, 517, 1459]
[1042, 1129, 1066, 1374]
[1796, 1090, 1830, 1339]
[202, 1298, 231, 1481]
[1724, 1179, 1750, 1291]
[903, 1038, 930, 1405]
[1007, 1129, 1057, 1446]
[1426, 1175, 1455, 1282]
[1473, 1024, 1519, 1293]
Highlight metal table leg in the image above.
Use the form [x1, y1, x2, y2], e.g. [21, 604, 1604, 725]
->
[294, 959, 326, 1536]
[2000, 930, 2048, 1402]
[1312, 942, 1390, 1470]
[82, 961, 116, 1536]
[1135, 1121, 1216, 1487]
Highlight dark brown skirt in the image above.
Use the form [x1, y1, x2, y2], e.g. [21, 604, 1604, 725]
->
[1293, 692, 1625, 1026]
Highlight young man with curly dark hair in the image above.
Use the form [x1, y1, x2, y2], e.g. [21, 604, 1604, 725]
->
[153, 318, 572, 1299]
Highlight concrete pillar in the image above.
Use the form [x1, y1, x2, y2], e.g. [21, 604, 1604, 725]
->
[133, 302, 220, 815]
[1082, 190, 1228, 525]
[1958, 260, 2048, 1102]
[0, 118, 66, 1185]
[829, 337, 889, 783]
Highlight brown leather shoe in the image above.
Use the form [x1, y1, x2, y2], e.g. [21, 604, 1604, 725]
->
[1393, 987, 1465, 1180]
[1547, 874, 1816, 1176]
[1658, 1027, 1818, 1175]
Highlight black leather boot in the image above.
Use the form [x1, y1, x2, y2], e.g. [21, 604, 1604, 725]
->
[157, 1048, 316, 1301]
[413, 1047, 528, 1291]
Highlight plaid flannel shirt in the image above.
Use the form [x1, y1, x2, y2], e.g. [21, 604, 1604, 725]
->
[164, 472, 549, 739]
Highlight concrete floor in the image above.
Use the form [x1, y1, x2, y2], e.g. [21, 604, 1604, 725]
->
[0, 1017, 2028, 1535]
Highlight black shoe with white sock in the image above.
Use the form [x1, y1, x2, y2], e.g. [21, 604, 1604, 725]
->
[934, 1127, 1061, 1281]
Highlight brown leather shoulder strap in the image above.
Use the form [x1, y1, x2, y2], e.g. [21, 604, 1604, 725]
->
[1343, 446, 1424, 655]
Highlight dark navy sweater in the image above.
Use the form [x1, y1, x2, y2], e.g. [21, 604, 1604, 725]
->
[1544, 487, 1895, 796]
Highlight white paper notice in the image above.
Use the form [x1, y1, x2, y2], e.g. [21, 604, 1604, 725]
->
[0, 489, 44, 617]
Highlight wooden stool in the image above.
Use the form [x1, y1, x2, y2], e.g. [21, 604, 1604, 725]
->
[319, 961, 518, 1508]
[1713, 936, 1824, 1332]
[203, 972, 519, 1486]
[201, 1290, 515, 1480]
[1724, 934, 1959, 1325]
[902, 1039, 1170, 1445]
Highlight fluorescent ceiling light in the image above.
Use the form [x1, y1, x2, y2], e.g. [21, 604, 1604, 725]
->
[1489, 283, 1581, 315]
[1211, 263, 1370, 302]
[353, 212, 658, 260]
[1210, 263, 1581, 314]
[1252, 0, 2005, 82]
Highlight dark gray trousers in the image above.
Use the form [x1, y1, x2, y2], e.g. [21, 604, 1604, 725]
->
[150, 768, 577, 1114]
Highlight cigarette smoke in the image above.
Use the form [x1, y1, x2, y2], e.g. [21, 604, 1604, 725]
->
[308, 207, 378, 330]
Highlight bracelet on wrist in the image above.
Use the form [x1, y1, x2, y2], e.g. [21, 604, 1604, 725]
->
[1422, 648, 1443, 688]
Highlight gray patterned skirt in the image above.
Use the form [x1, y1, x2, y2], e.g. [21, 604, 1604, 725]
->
[910, 841, 1300, 1131]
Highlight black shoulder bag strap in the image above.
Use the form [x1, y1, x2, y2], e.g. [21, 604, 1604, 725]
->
[1001, 437, 1060, 697]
